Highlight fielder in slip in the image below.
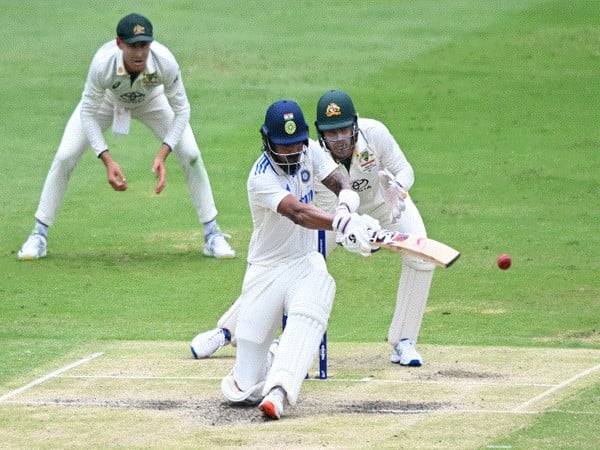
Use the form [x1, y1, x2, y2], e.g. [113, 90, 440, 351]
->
[191, 90, 451, 368]
[220, 100, 378, 419]
[17, 13, 234, 260]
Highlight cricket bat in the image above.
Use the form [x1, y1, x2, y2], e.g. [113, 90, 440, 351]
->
[370, 229, 460, 268]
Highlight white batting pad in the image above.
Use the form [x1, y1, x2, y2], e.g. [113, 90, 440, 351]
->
[221, 371, 264, 405]
[387, 254, 435, 346]
[263, 270, 335, 405]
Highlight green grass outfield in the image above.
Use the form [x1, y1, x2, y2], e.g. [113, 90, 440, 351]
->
[1, 0, 599, 447]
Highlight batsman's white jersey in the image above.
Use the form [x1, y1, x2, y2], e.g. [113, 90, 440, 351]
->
[246, 139, 337, 266]
[34, 40, 217, 226]
[224, 141, 337, 405]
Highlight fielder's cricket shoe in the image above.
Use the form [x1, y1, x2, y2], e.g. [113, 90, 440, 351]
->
[203, 232, 235, 259]
[390, 339, 423, 367]
[17, 233, 47, 260]
[190, 328, 231, 359]
[259, 386, 286, 420]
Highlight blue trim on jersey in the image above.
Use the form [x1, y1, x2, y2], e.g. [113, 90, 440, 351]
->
[254, 155, 268, 175]
[255, 153, 275, 175]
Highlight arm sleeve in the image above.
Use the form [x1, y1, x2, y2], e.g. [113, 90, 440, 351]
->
[248, 172, 290, 212]
[376, 123, 415, 190]
[162, 66, 191, 150]
[80, 60, 109, 156]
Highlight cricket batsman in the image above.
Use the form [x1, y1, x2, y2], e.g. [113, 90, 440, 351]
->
[191, 90, 434, 367]
[220, 99, 379, 419]
[17, 13, 234, 260]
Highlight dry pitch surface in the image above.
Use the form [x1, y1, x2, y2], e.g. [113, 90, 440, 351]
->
[1, 342, 599, 448]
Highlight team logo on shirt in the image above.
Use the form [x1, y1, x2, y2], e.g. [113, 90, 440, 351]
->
[358, 149, 376, 170]
[133, 25, 145, 35]
[142, 72, 159, 86]
[284, 120, 297, 135]
[300, 169, 310, 183]
[325, 103, 341, 117]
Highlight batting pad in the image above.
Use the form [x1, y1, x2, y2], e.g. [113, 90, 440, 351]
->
[221, 370, 264, 405]
[263, 271, 335, 405]
[387, 254, 435, 346]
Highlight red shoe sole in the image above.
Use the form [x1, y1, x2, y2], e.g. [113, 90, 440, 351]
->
[259, 400, 279, 419]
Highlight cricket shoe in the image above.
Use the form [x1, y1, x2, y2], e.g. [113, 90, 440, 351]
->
[190, 328, 231, 359]
[390, 339, 423, 367]
[203, 232, 235, 259]
[17, 233, 47, 260]
[259, 386, 286, 420]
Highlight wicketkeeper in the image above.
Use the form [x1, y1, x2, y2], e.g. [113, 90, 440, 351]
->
[17, 13, 234, 260]
[312, 89, 435, 366]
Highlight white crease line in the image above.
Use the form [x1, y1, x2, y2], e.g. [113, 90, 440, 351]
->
[513, 362, 600, 412]
[0, 353, 103, 403]
[56, 374, 556, 388]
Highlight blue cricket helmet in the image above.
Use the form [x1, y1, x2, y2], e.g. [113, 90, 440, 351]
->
[261, 100, 309, 145]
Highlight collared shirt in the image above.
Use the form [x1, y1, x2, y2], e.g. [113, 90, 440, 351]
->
[314, 118, 414, 223]
[246, 139, 338, 266]
[80, 40, 190, 155]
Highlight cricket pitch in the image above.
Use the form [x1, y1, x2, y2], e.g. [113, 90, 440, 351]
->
[1, 342, 599, 448]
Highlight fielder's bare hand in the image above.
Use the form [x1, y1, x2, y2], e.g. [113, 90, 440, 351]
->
[100, 151, 127, 191]
[152, 144, 171, 194]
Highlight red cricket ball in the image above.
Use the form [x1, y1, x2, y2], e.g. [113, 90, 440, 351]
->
[497, 253, 512, 270]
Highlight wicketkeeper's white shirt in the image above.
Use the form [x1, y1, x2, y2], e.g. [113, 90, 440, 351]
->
[315, 117, 414, 222]
[246, 139, 337, 266]
[80, 40, 190, 155]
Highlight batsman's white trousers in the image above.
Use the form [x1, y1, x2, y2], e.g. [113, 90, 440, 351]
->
[231, 252, 335, 404]
[35, 95, 218, 226]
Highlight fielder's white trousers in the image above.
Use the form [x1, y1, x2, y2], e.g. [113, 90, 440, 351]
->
[35, 95, 218, 226]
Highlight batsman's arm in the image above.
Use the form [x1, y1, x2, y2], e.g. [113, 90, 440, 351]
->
[321, 166, 360, 214]
[320, 166, 350, 195]
[277, 194, 334, 230]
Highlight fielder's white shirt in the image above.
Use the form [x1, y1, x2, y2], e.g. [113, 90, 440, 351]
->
[80, 40, 190, 155]
[315, 118, 414, 222]
[247, 139, 337, 266]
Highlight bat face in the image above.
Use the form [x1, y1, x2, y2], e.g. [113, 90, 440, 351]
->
[370, 230, 460, 268]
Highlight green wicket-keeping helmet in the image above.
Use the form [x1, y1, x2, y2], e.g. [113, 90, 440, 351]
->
[315, 89, 357, 131]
